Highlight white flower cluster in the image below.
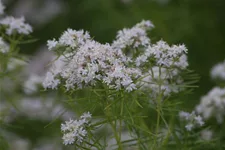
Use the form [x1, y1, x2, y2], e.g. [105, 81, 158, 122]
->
[136, 40, 188, 68]
[44, 28, 141, 91]
[112, 20, 154, 50]
[0, 1, 32, 56]
[137, 40, 188, 97]
[210, 59, 225, 81]
[61, 112, 92, 145]
[0, 37, 9, 53]
[179, 111, 204, 131]
[0, 16, 32, 35]
[0, 1, 32, 35]
[43, 20, 188, 95]
[196, 87, 225, 124]
[47, 29, 90, 50]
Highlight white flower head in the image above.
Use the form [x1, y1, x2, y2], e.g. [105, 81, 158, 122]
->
[112, 20, 153, 51]
[62, 132, 75, 145]
[196, 87, 225, 124]
[146, 40, 188, 68]
[211, 59, 225, 80]
[61, 112, 92, 145]
[59, 28, 90, 48]
[179, 111, 204, 131]
[194, 115, 205, 126]
[0, 16, 32, 35]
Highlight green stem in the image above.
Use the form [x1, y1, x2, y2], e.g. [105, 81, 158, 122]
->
[103, 86, 123, 150]
[153, 66, 163, 149]
[109, 120, 123, 150]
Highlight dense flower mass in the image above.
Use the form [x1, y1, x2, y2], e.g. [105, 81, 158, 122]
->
[179, 111, 204, 131]
[43, 20, 189, 96]
[61, 112, 92, 145]
[196, 87, 225, 124]
[210, 59, 225, 81]
[43, 27, 141, 91]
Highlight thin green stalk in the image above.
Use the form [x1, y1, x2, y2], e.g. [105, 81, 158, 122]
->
[109, 120, 123, 150]
[153, 66, 164, 149]
[103, 86, 123, 150]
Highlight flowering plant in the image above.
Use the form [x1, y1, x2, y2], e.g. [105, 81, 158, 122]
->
[41, 19, 207, 149]
[1, 1, 224, 150]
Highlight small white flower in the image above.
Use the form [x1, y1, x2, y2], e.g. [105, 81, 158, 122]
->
[194, 115, 204, 126]
[80, 112, 92, 120]
[125, 83, 136, 92]
[47, 39, 58, 50]
[179, 111, 190, 120]
[185, 123, 194, 131]
[61, 119, 79, 132]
